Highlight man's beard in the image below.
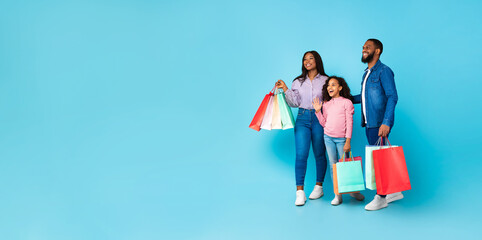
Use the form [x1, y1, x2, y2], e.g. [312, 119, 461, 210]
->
[361, 52, 374, 63]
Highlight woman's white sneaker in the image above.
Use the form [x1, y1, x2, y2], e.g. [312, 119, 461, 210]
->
[386, 192, 404, 203]
[309, 185, 324, 199]
[295, 190, 307, 206]
[331, 195, 343, 206]
[365, 195, 388, 211]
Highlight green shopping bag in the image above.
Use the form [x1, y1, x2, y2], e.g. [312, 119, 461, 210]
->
[336, 154, 365, 193]
[365, 138, 398, 190]
[276, 89, 295, 130]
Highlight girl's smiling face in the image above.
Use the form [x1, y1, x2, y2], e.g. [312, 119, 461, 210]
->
[327, 78, 342, 98]
[303, 53, 316, 71]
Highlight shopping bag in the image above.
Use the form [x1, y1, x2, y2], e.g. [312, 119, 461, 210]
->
[333, 164, 340, 195]
[249, 87, 275, 131]
[260, 94, 275, 130]
[271, 92, 282, 129]
[372, 138, 411, 195]
[334, 152, 365, 194]
[365, 138, 398, 190]
[334, 162, 359, 195]
[276, 89, 295, 130]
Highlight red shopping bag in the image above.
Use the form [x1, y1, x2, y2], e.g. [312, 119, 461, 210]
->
[249, 87, 276, 131]
[372, 138, 411, 195]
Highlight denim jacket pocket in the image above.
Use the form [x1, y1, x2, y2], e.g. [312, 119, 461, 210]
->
[368, 74, 381, 89]
[369, 72, 380, 83]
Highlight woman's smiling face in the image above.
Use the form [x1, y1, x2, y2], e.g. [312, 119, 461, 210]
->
[327, 78, 342, 98]
[303, 53, 316, 71]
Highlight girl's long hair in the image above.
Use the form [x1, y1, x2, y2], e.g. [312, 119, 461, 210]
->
[293, 51, 327, 85]
[322, 76, 353, 102]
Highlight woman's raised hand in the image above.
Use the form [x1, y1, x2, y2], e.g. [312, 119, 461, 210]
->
[312, 97, 323, 113]
[276, 80, 288, 92]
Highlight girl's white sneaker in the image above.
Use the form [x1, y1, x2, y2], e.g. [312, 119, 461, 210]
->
[295, 190, 307, 206]
[349, 192, 365, 201]
[309, 185, 324, 199]
[331, 195, 343, 205]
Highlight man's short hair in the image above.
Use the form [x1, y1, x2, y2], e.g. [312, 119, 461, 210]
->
[367, 38, 383, 55]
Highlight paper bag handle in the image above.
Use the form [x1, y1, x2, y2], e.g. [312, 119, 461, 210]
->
[340, 151, 354, 162]
[376, 137, 392, 148]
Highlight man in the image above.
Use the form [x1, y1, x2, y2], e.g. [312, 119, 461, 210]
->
[353, 39, 403, 211]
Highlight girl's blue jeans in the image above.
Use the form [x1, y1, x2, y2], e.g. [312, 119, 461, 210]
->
[323, 134, 346, 184]
[294, 108, 327, 186]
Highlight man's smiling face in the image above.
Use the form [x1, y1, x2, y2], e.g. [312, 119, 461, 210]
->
[362, 40, 376, 63]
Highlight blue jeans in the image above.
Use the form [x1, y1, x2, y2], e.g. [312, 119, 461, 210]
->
[324, 134, 346, 183]
[294, 108, 327, 186]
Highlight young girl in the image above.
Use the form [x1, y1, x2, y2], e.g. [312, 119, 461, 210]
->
[312, 76, 365, 206]
[276, 51, 328, 206]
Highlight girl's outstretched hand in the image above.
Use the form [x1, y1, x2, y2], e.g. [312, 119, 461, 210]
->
[312, 97, 323, 113]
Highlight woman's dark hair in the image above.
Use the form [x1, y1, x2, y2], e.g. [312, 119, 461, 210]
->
[322, 76, 353, 102]
[293, 50, 327, 84]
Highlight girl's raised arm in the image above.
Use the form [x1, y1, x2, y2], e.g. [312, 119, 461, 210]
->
[313, 97, 326, 127]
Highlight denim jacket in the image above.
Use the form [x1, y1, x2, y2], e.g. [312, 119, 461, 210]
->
[353, 60, 398, 128]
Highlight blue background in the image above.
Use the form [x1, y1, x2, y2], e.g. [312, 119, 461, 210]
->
[1, 0, 481, 239]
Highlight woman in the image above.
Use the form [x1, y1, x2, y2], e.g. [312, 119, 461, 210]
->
[276, 51, 328, 206]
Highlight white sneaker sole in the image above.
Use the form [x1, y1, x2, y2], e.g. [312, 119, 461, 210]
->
[365, 203, 388, 211]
